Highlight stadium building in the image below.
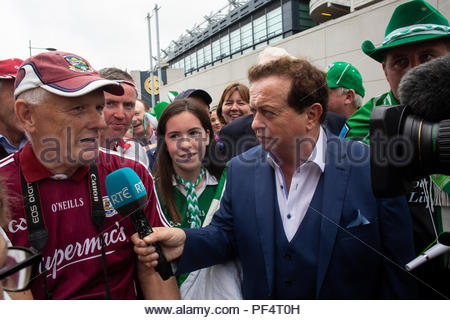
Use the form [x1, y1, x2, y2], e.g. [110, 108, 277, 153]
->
[131, 0, 449, 107]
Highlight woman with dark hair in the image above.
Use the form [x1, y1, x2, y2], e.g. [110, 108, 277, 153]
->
[216, 82, 251, 125]
[155, 99, 225, 227]
[154, 99, 241, 299]
[215, 82, 255, 162]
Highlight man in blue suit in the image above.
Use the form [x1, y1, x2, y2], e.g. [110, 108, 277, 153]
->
[134, 56, 417, 299]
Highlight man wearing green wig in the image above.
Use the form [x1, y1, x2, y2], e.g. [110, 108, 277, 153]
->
[340, 0, 450, 299]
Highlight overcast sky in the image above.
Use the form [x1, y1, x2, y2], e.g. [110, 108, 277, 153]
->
[1, 0, 229, 71]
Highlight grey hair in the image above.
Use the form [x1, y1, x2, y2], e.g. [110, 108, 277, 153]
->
[15, 87, 51, 140]
[334, 87, 363, 108]
[258, 46, 296, 65]
[99, 67, 134, 82]
[16, 87, 50, 105]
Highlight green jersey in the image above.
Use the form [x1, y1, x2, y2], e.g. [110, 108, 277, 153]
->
[339, 90, 399, 144]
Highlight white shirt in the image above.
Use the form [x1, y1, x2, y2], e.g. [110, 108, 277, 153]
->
[268, 126, 327, 242]
[116, 139, 150, 168]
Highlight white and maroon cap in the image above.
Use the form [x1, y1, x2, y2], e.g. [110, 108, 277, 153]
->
[14, 51, 124, 99]
[0, 58, 24, 79]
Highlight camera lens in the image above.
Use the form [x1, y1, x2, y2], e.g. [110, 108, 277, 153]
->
[436, 119, 450, 171]
[401, 117, 450, 180]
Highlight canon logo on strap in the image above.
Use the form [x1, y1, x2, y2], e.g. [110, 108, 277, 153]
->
[90, 173, 99, 202]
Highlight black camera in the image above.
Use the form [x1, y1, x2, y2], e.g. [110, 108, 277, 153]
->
[370, 104, 450, 197]
[369, 53, 450, 198]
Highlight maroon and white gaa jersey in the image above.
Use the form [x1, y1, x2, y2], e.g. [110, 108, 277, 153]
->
[0, 143, 169, 299]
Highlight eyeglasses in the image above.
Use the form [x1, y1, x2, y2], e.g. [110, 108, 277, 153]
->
[0, 246, 42, 292]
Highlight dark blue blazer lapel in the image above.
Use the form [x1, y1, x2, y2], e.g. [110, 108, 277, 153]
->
[316, 130, 351, 297]
[253, 150, 277, 296]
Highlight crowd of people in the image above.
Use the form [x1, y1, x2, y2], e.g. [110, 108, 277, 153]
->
[0, 0, 449, 300]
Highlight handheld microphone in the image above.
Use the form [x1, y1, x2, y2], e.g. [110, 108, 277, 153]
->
[405, 232, 450, 271]
[398, 53, 450, 121]
[105, 167, 173, 280]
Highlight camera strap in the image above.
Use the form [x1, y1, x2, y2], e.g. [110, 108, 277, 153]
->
[87, 162, 111, 299]
[20, 168, 51, 298]
[20, 169, 48, 251]
[88, 163, 105, 228]
[19, 162, 111, 299]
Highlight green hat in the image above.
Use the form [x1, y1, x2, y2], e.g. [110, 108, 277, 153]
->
[326, 61, 365, 97]
[150, 101, 169, 120]
[167, 90, 178, 102]
[362, 0, 450, 63]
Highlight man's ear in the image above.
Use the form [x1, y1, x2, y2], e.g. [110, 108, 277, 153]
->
[345, 89, 356, 105]
[15, 99, 36, 134]
[305, 103, 323, 129]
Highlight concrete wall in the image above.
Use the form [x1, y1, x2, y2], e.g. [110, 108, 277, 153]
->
[158, 0, 450, 106]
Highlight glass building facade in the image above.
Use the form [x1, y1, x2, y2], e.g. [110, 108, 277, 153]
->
[168, 0, 316, 76]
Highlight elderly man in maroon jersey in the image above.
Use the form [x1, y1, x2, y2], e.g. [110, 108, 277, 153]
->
[0, 51, 178, 299]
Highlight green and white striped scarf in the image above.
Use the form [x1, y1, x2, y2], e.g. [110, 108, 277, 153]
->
[176, 167, 205, 229]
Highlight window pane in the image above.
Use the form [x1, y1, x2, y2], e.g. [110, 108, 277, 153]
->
[190, 52, 197, 70]
[267, 7, 282, 37]
[220, 35, 230, 57]
[204, 44, 212, 65]
[184, 56, 191, 73]
[197, 47, 204, 67]
[253, 15, 267, 43]
[212, 39, 221, 61]
[241, 23, 252, 49]
[230, 29, 241, 53]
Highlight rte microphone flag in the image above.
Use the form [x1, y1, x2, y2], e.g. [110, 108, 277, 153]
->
[405, 232, 450, 271]
[105, 167, 173, 280]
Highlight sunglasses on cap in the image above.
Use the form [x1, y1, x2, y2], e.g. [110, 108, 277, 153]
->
[0, 246, 42, 292]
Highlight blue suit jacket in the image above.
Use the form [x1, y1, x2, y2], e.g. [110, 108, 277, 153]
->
[178, 131, 417, 299]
